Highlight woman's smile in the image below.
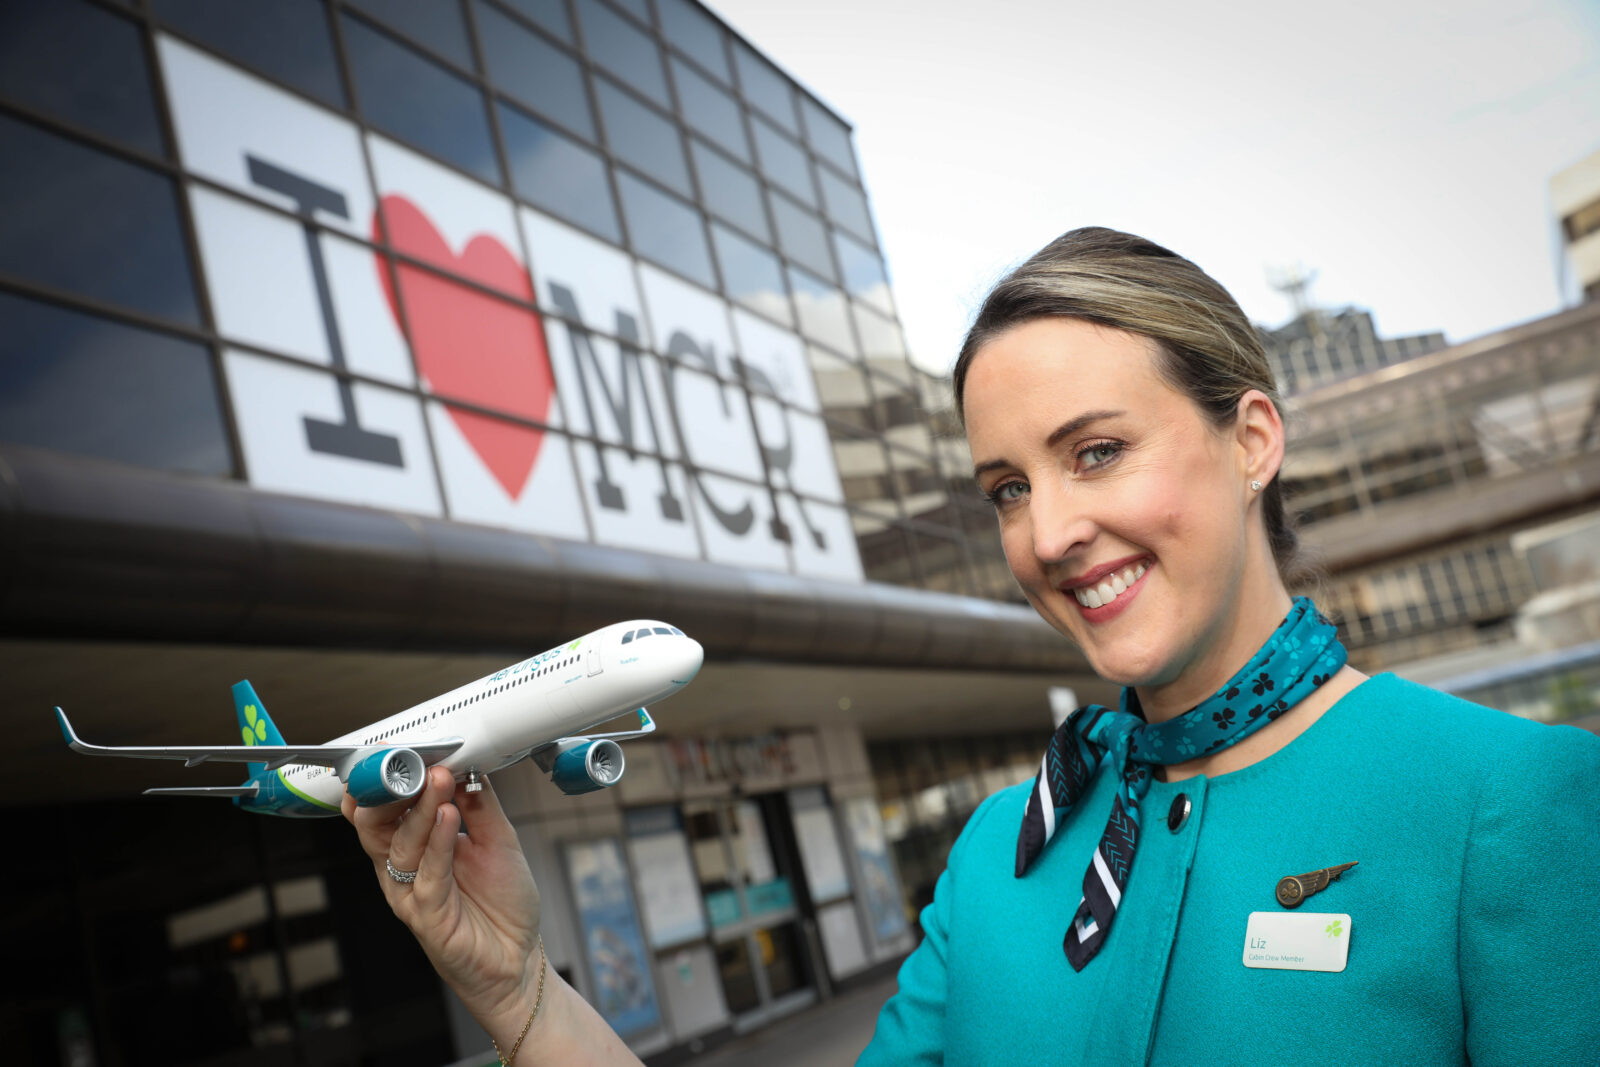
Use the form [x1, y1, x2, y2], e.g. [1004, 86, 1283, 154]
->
[1062, 557, 1151, 619]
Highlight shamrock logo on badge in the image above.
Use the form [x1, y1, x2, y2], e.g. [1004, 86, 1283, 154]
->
[1325, 919, 1343, 938]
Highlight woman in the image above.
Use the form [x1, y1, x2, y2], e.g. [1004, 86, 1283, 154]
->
[346, 228, 1600, 1065]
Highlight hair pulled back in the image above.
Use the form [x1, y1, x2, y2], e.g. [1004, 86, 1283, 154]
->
[953, 226, 1306, 585]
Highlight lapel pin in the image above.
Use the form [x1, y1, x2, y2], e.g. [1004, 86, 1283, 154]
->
[1276, 861, 1358, 908]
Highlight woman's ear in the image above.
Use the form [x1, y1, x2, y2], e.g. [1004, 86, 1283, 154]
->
[1234, 389, 1285, 489]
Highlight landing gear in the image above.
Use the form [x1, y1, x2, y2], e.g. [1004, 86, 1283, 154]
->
[465, 768, 485, 793]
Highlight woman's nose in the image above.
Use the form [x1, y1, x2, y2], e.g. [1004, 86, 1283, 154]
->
[1028, 480, 1094, 563]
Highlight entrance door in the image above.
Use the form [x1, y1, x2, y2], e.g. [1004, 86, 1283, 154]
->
[683, 794, 818, 1030]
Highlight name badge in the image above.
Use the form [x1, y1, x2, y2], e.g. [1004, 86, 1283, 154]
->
[1242, 911, 1350, 972]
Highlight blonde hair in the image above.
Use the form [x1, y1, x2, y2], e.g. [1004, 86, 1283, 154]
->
[953, 226, 1305, 583]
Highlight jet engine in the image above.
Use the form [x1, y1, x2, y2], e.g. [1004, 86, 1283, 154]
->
[549, 739, 625, 795]
[346, 747, 426, 807]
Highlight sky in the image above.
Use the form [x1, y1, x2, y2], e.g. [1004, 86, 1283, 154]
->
[709, 0, 1600, 374]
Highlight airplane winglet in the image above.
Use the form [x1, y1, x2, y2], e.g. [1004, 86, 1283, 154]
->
[637, 707, 655, 733]
[56, 707, 86, 752]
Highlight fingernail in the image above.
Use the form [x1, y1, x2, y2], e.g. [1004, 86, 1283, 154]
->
[436, 807, 444, 826]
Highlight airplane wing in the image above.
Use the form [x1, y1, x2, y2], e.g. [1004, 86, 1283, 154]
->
[580, 707, 657, 741]
[145, 785, 261, 798]
[56, 708, 465, 772]
[529, 708, 657, 773]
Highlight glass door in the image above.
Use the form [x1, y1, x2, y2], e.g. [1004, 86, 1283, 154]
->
[682, 795, 818, 1030]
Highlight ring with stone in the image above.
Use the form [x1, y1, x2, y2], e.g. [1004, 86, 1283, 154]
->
[386, 857, 419, 885]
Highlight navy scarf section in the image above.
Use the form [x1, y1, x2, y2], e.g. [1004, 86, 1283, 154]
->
[1014, 597, 1347, 971]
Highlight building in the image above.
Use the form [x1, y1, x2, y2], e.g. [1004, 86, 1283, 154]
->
[1259, 306, 1448, 396]
[1279, 299, 1600, 705]
[0, 2, 1093, 1064]
[1553, 145, 1600, 304]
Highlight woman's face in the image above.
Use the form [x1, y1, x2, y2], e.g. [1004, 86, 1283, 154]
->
[964, 317, 1280, 701]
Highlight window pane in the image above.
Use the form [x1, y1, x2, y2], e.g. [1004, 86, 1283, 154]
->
[657, 0, 729, 83]
[818, 167, 873, 243]
[710, 223, 790, 325]
[853, 304, 906, 361]
[0, 0, 165, 156]
[348, 0, 473, 69]
[809, 344, 873, 422]
[732, 39, 795, 132]
[769, 193, 834, 280]
[575, 0, 667, 105]
[607, 0, 651, 25]
[0, 115, 200, 324]
[343, 15, 501, 184]
[751, 116, 814, 207]
[478, 2, 593, 140]
[799, 96, 856, 179]
[499, 102, 620, 242]
[153, 0, 344, 106]
[595, 78, 690, 196]
[671, 57, 747, 161]
[690, 140, 767, 241]
[834, 230, 892, 315]
[493, 0, 571, 43]
[788, 265, 854, 355]
[0, 291, 232, 476]
[616, 172, 715, 288]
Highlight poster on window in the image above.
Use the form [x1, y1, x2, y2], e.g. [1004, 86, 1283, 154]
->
[158, 30, 865, 583]
[624, 810, 707, 949]
[565, 838, 662, 1037]
[791, 787, 851, 903]
[844, 797, 908, 944]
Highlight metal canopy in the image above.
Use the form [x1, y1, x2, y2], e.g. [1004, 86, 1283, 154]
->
[0, 445, 1082, 672]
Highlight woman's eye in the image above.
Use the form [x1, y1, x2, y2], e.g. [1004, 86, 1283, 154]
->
[984, 481, 1028, 507]
[1079, 442, 1122, 469]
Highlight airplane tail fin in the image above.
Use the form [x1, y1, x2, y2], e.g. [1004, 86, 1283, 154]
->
[232, 681, 286, 778]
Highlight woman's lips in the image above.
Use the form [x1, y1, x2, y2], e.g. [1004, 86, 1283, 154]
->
[1068, 559, 1151, 622]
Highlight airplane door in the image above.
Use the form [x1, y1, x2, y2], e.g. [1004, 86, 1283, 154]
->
[586, 648, 602, 676]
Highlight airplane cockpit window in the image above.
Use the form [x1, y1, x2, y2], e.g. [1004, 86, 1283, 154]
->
[652, 627, 671, 635]
[670, 627, 684, 636]
[635, 629, 653, 640]
[622, 632, 633, 644]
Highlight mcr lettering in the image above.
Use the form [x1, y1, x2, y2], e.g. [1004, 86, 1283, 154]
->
[547, 281, 826, 550]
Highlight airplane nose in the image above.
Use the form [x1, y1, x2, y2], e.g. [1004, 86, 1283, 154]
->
[671, 638, 704, 684]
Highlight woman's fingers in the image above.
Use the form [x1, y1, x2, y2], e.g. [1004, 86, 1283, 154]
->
[409, 798, 462, 916]
[454, 773, 519, 850]
[343, 789, 411, 865]
[386, 767, 455, 877]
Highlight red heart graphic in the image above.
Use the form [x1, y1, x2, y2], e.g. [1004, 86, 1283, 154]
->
[374, 195, 554, 500]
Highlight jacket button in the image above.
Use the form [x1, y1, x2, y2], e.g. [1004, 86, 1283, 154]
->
[1167, 793, 1191, 832]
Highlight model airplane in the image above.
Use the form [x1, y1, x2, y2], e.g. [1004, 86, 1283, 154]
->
[55, 620, 703, 817]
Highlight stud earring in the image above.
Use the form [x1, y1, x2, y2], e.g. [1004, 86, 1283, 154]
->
[1250, 479, 1262, 492]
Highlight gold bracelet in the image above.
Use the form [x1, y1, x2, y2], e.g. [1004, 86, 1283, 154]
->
[494, 935, 547, 1067]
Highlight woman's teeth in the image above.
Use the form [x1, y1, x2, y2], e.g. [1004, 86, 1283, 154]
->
[1073, 561, 1147, 609]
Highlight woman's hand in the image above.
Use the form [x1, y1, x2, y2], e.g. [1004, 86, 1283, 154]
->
[343, 767, 542, 1042]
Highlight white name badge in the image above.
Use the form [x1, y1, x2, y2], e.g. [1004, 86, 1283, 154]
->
[1242, 912, 1351, 972]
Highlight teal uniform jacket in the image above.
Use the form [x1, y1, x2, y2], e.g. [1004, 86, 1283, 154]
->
[857, 674, 1600, 1065]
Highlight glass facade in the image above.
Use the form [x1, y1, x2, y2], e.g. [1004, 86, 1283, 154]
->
[868, 733, 1041, 931]
[0, 0, 1009, 599]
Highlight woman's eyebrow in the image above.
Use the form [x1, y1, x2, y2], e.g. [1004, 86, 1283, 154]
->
[1045, 409, 1125, 448]
[971, 409, 1125, 479]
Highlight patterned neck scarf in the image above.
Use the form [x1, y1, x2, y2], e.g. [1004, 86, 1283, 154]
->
[1015, 596, 1347, 971]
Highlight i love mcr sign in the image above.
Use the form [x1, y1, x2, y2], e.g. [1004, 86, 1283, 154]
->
[159, 36, 863, 583]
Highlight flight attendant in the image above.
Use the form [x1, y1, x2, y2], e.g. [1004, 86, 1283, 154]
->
[346, 227, 1600, 1065]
